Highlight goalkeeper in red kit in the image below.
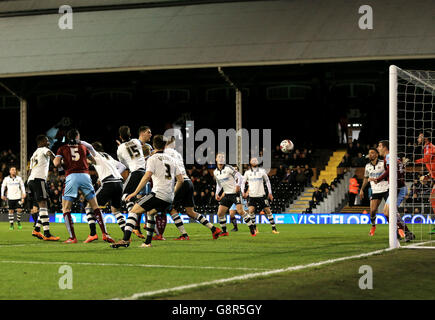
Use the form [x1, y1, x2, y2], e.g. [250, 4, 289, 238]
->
[415, 131, 435, 234]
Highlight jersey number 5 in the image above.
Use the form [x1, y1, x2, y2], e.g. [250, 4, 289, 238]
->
[70, 147, 80, 161]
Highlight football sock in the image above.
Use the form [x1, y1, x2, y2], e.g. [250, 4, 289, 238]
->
[145, 214, 156, 245]
[266, 212, 277, 229]
[34, 210, 42, 232]
[171, 212, 187, 236]
[249, 212, 256, 225]
[397, 213, 406, 230]
[156, 213, 168, 236]
[370, 211, 376, 226]
[39, 207, 51, 236]
[8, 212, 14, 226]
[114, 211, 126, 232]
[17, 211, 22, 222]
[240, 212, 253, 226]
[123, 212, 138, 241]
[85, 207, 97, 236]
[63, 211, 76, 239]
[219, 216, 227, 233]
[32, 213, 39, 226]
[93, 208, 107, 234]
[195, 213, 215, 231]
[230, 216, 237, 228]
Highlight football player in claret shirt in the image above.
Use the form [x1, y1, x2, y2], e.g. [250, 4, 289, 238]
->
[415, 131, 435, 234]
[370, 140, 414, 242]
[53, 129, 114, 244]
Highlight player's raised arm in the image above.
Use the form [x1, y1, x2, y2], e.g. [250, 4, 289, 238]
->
[80, 140, 97, 157]
[53, 154, 62, 167]
[46, 149, 56, 162]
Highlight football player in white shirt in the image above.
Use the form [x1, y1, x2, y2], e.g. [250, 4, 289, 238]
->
[214, 153, 256, 237]
[359, 148, 389, 236]
[165, 137, 222, 240]
[117, 125, 147, 238]
[111, 135, 184, 248]
[228, 165, 249, 232]
[1, 166, 26, 230]
[80, 141, 127, 243]
[137, 126, 168, 240]
[242, 157, 278, 234]
[27, 135, 59, 240]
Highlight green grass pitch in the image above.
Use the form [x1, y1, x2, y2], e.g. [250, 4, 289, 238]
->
[0, 222, 434, 300]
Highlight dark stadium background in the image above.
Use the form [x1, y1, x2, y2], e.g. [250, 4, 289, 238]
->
[0, 59, 433, 156]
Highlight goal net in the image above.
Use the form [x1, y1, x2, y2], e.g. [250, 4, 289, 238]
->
[390, 65, 435, 249]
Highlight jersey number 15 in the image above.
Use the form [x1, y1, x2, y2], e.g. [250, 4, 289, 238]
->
[127, 145, 140, 158]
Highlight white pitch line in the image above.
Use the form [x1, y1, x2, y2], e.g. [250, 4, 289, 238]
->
[0, 260, 269, 272]
[401, 240, 435, 249]
[114, 247, 396, 300]
[0, 243, 46, 248]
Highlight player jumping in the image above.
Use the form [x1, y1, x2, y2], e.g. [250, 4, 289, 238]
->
[111, 135, 184, 248]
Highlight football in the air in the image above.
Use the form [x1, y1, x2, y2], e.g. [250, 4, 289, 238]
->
[280, 139, 294, 153]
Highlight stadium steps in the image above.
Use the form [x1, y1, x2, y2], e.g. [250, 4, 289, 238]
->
[288, 187, 315, 213]
[312, 150, 347, 187]
[288, 150, 346, 213]
[340, 206, 370, 214]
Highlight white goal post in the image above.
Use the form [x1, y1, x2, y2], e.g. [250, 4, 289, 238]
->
[389, 65, 435, 249]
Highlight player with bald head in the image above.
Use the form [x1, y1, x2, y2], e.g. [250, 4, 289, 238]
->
[214, 153, 256, 237]
[242, 157, 278, 234]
